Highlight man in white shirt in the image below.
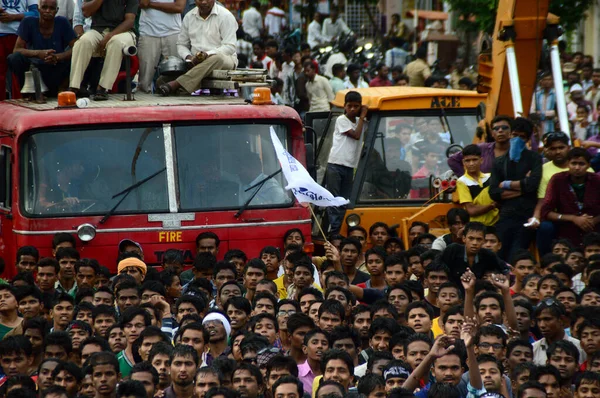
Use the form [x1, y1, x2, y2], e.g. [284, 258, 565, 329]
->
[241, 1, 261, 39]
[158, 0, 238, 96]
[344, 63, 368, 89]
[264, 0, 285, 37]
[322, 8, 352, 41]
[304, 60, 334, 112]
[137, 0, 184, 93]
[307, 12, 326, 49]
[326, 90, 368, 234]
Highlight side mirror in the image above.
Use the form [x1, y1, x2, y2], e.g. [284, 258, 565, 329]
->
[446, 144, 464, 158]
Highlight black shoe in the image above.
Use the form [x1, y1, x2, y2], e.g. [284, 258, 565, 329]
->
[92, 88, 108, 101]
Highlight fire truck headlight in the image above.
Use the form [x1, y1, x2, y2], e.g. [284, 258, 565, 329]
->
[346, 214, 361, 227]
[77, 223, 96, 242]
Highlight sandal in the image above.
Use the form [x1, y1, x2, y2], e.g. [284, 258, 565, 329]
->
[92, 89, 109, 101]
[158, 83, 174, 97]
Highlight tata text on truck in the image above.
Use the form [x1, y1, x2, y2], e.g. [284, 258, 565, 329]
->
[0, 92, 310, 276]
[306, 87, 486, 248]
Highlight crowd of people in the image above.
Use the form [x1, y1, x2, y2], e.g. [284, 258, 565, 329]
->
[0, 0, 475, 106]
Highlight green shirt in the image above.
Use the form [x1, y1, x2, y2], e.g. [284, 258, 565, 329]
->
[117, 350, 134, 377]
[0, 323, 14, 340]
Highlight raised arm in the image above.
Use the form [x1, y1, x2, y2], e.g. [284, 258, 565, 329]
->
[402, 336, 456, 392]
[461, 269, 476, 320]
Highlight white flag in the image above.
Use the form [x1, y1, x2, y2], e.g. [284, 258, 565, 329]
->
[270, 127, 349, 207]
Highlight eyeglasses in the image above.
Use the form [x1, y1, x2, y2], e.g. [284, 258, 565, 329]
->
[258, 347, 281, 355]
[477, 342, 504, 350]
[541, 298, 561, 307]
[277, 310, 296, 317]
[492, 125, 510, 131]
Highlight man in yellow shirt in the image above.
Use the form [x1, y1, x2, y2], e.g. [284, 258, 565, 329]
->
[405, 47, 431, 87]
[456, 145, 499, 226]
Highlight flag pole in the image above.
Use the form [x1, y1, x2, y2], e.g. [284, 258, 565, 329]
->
[308, 205, 329, 243]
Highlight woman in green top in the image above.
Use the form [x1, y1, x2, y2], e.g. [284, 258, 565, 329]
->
[0, 285, 23, 340]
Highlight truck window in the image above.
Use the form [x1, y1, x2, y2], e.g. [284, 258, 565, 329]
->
[358, 113, 477, 202]
[174, 123, 293, 210]
[22, 126, 169, 216]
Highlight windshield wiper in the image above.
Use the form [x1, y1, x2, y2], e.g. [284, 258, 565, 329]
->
[99, 167, 166, 224]
[234, 169, 282, 219]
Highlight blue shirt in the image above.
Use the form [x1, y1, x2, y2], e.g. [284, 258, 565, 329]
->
[17, 16, 75, 54]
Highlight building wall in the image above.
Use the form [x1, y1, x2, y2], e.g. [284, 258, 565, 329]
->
[581, 3, 600, 64]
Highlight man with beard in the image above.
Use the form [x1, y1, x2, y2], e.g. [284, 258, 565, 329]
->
[164, 345, 198, 398]
[201, 312, 231, 365]
[89, 352, 120, 398]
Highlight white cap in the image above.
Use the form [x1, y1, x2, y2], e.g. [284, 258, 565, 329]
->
[202, 312, 231, 339]
[570, 83, 583, 93]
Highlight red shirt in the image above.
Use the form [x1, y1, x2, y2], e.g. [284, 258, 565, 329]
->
[369, 76, 392, 87]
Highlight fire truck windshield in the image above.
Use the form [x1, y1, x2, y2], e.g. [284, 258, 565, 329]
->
[21, 123, 292, 216]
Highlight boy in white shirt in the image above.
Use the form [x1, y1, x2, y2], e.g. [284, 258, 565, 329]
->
[326, 91, 368, 234]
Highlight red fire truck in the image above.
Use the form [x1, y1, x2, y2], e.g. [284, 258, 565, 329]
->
[0, 91, 310, 276]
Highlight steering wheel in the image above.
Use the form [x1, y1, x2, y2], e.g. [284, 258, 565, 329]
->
[446, 144, 464, 159]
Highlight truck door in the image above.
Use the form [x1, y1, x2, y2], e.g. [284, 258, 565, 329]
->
[0, 143, 14, 265]
[304, 110, 343, 185]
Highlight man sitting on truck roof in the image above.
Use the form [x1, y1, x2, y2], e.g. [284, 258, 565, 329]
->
[158, 0, 238, 96]
[8, 0, 76, 97]
[67, 0, 137, 100]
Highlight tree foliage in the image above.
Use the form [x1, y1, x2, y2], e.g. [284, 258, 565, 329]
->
[445, 0, 594, 35]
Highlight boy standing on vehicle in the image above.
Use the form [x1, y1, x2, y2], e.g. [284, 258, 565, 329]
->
[456, 144, 499, 226]
[326, 91, 368, 235]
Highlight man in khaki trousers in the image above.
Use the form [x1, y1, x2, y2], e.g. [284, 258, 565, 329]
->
[158, 0, 238, 96]
[69, 0, 138, 100]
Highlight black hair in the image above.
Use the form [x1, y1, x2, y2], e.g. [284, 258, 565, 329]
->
[368, 317, 398, 339]
[224, 249, 247, 263]
[344, 91, 362, 105]
[531, 364, 561, 384]
[38, 257, 60, 274]
[225, 296, 252, 316]
[463, 221, 486, 236]
[329, 325, 361, 350]
[80, 336, 111, 352]
[131, 361, 160, 386]
[424, 261, 450, 278]
[55, 247, 80, 262]
[325, 270, 350, 287]
[405, 301, 433, 321]
[272, 375, 303, 397]
[507, 339, 533, 358]
[366, 350, 393, 371]
[44, 331, 72, 355]
[266, 355, 298, 378]
[249, 313, 279, 333]
[568, 147, 592, 163]
[0, 335, 32, 357]
[442, 305, 464, 324]
[357, 373, 384, 395]
[120, 307, 152, 328]
[116, 380, 147, 398]
[339, 237, 362, 253]
[320, 348, 354, 375]
[318, 299, 346, 322]
[89, 351, 120, 374]
[252, 291, 277, 310]
[517, 381, 547, 398]
[196, 232, 220, 248]
[193, 252, 217, 273]
[474, 291, 505, 313]
[148, 341, 174, 364]
[92, 304, 117, 321]
[403, 333, 432, 355]
[286, 313, 315, 334]
[276, 299, 300, 313]
[171, 344, 199, 367]
[52, 233, 77, 249]
[175, 294, 206, 315]
[547, 339, 580, 364]
[474, 325, 507, 346]
[41, 386, 69, 398]
[16, 245, 39, 262]
[233, 362, 263, 386]
[574, 371, 600, 390]
[244, 258, 267, 275]
[325, 286, 355, 306]
[52, 360, 84, 382]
